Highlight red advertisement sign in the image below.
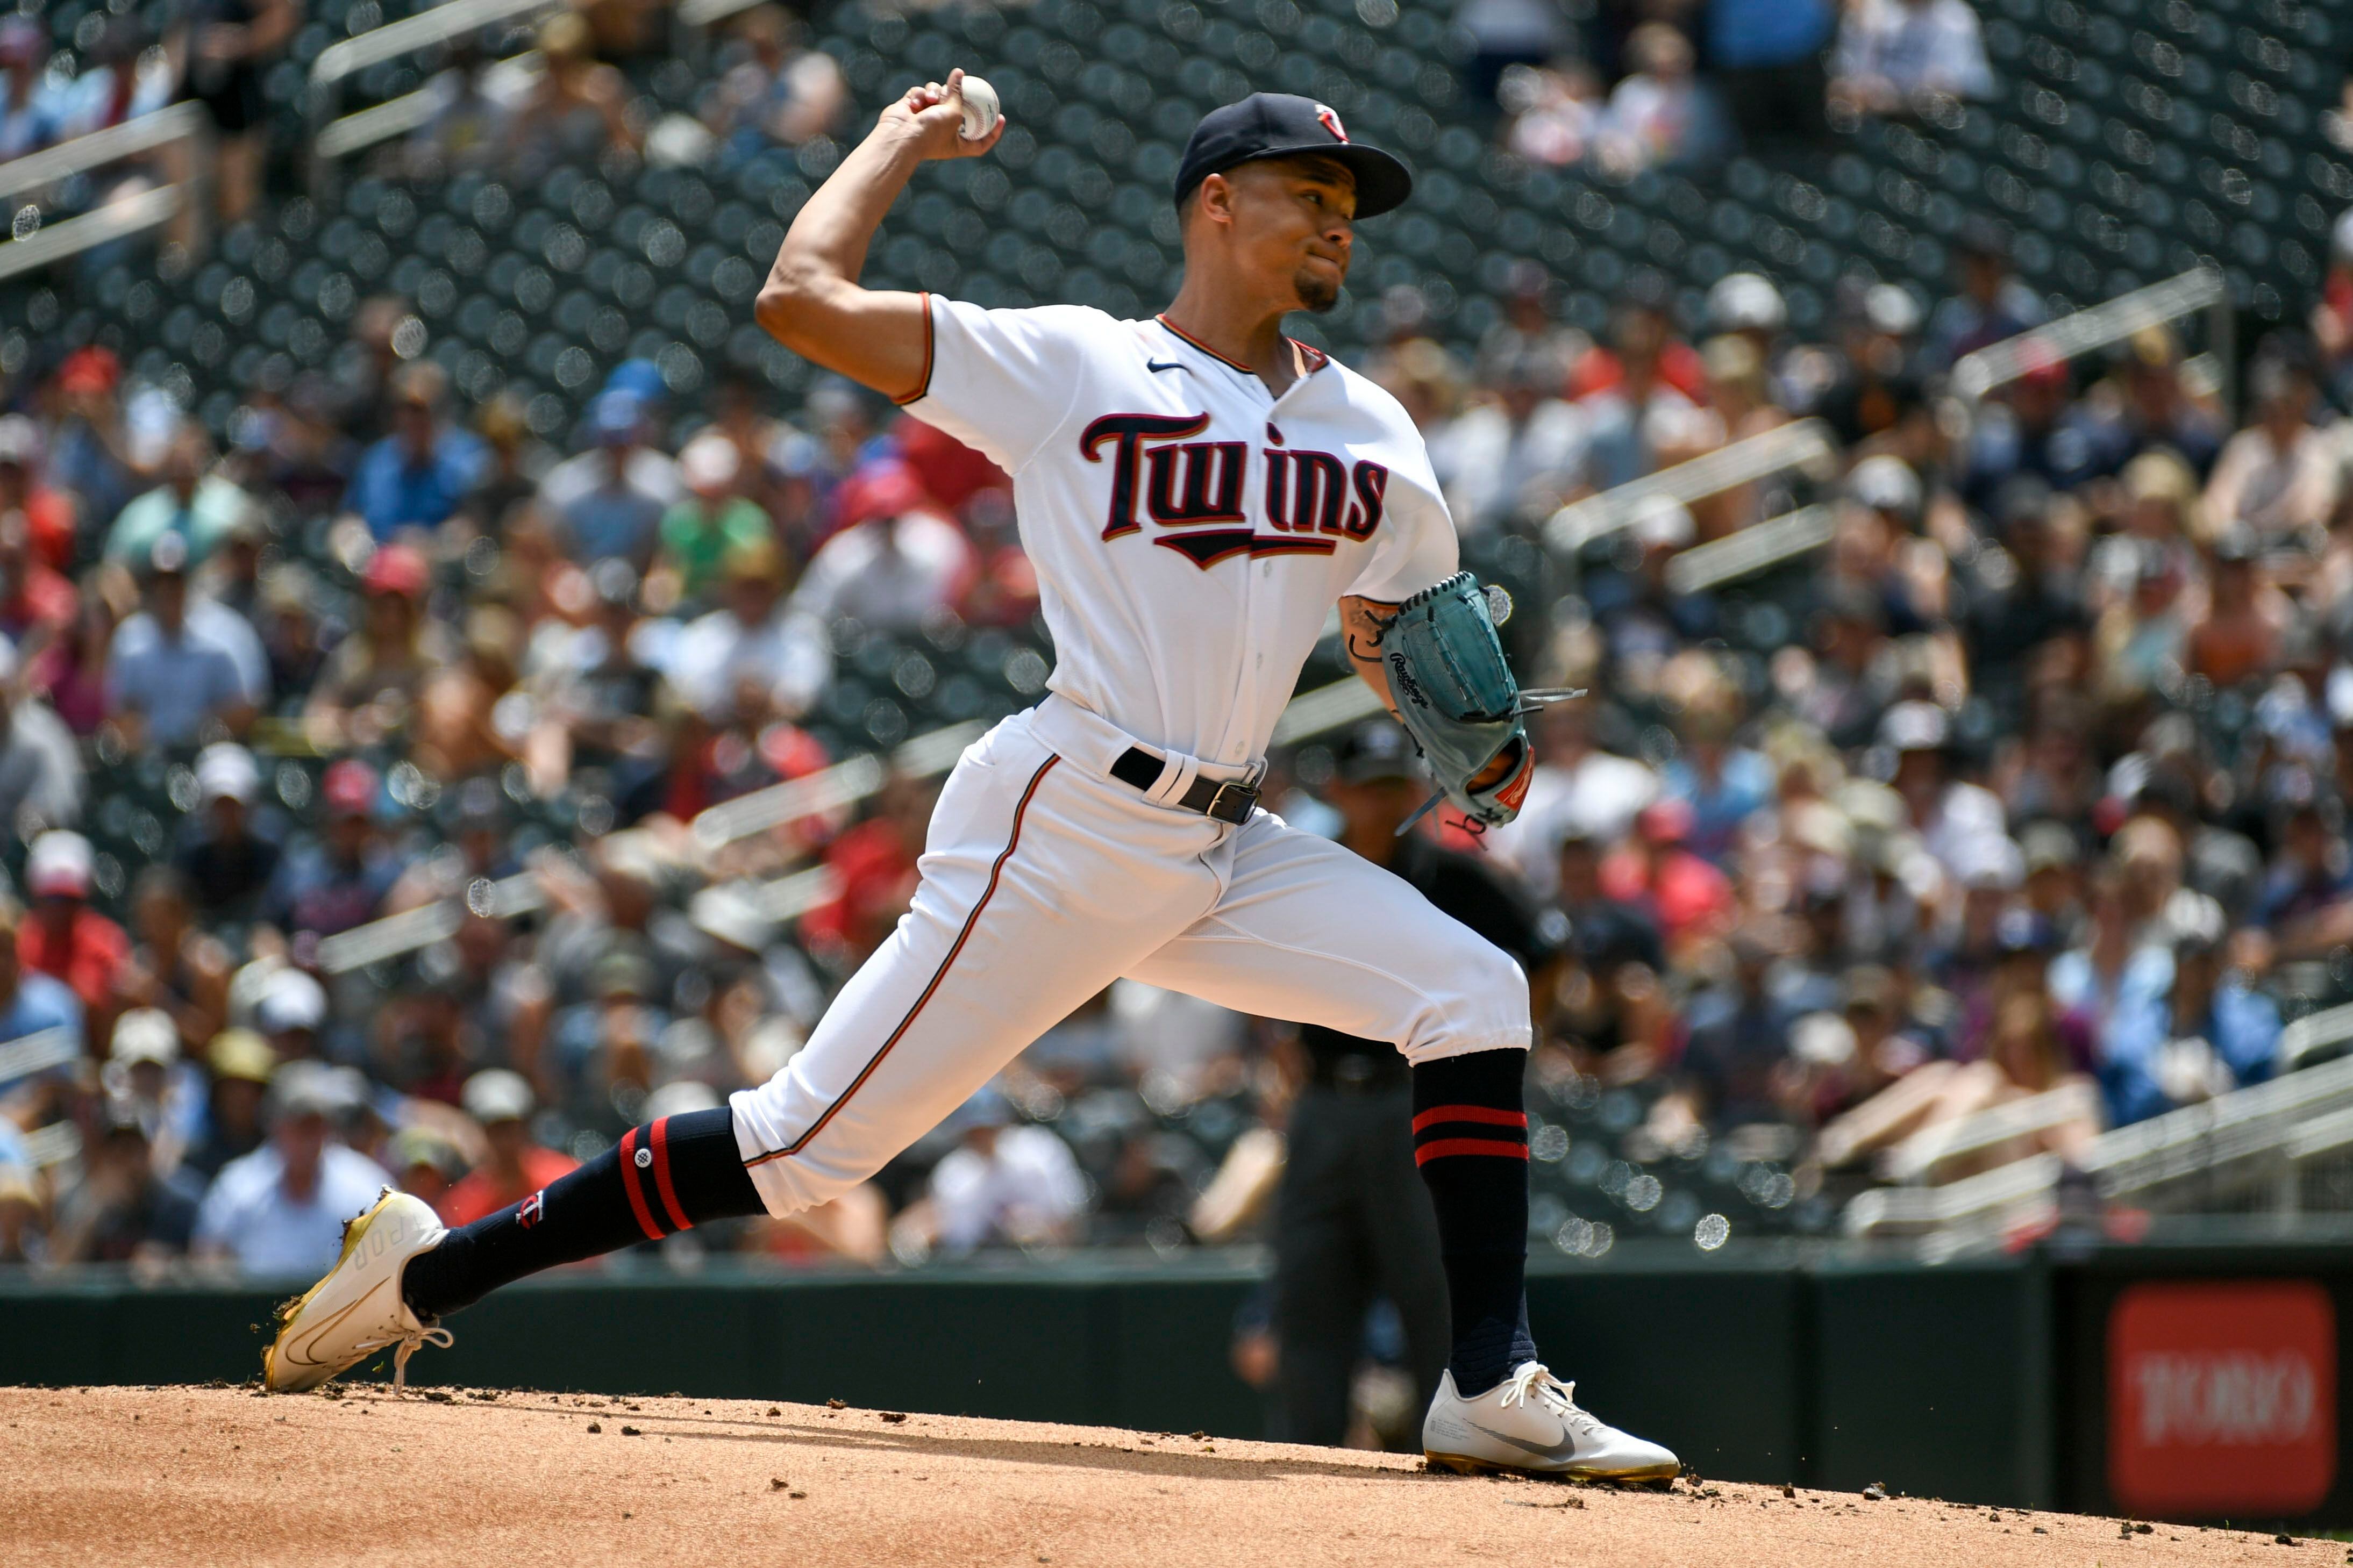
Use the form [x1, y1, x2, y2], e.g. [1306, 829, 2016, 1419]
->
[2108, 1280, 2336, 1517]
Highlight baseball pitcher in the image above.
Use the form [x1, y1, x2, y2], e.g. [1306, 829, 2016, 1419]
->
[265, 74, 1678, 1481]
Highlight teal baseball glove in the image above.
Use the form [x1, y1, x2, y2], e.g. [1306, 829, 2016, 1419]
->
[1376, 572, 1571, 830]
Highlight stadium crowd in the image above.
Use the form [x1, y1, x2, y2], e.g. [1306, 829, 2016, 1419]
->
[0, 0, 2348, 1285]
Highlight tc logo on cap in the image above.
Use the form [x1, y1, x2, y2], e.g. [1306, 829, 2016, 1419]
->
[1315, 103, 1348, 142]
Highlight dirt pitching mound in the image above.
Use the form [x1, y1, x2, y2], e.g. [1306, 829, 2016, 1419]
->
[0, 1385, 2332, 1566]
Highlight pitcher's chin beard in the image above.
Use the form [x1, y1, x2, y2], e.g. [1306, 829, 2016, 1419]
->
[1294, 267, 1342, 313]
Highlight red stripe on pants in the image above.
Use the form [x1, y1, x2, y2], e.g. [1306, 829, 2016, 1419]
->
[1410, 1104, 1529, 1134]
[648, 1115, 692, 1233]
[1414, 1137, 1532, 1166]
[617, 1126, 665, 1240]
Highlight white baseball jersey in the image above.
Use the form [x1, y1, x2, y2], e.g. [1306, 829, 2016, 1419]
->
[901, 298, 1459, 767]
[729, 296, 1525, 1219]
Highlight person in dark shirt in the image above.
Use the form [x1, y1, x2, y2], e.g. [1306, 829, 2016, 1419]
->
[1273, 721, 1559, 1448]
[1676, 932, 1791, 1127]
[181, 1027, 274, 1181]
[175, 742, 282, 925]
[47, 1100, 201, 1264]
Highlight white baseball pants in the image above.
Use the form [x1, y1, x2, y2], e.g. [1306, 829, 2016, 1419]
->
[728, 693, 1531, 1216]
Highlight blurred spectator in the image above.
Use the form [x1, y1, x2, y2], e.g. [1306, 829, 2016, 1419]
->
[0, 901, 81, 1103]
[181, 1028, 274, 1180]
[342, 363, 489, 542]
[18, 829, 129, 1020]
[47, 1097, 201, 1265]
[175, 742, 281, 922]
[0, 638, 84, 837]
[1928, 219, 2044, 370]
[704, 5, 846, 157]
[1813, 284, 1929, 448]
[2204, 347, 2340, 540]
[1705, 0, 1834, 154]
[1594, 25, 1727, 177]
[254, 967, 329, 1063]
[2112, 329, 2223, 477]
[192, 1064, 394, 1274]
[901, 1089, 1086, 1256]
[1433, 347, 1585, 534]
[1829, 0, 1995, 117]
[104, 425, 257, 570]
[1501, 61, 1605, 167]
[184, 0, 297, 223]
[0, 18, 60, 159]
[304, 545, 453, 749]
[2099, 933, 2278, 1127]
[0, 414, 81, 573]
[657, 432, 772, 609]
[505, 10, 638, 181]
[263, 760, 400, 942]
[105, 534, 257, 747]
[539, 390, 680, 570]
[665, 541, 831, 722]
[121, 867, 231, 1065]
[46, 347, 145, 531]
[52, 15, 172, 139]
[436, 1069, 577, 1226]
[788, 464, 976, 634]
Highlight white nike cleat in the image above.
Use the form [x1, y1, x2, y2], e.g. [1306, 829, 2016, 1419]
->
[262, 1189, 454, 1394]
[1423, 1361, 1681, 1483]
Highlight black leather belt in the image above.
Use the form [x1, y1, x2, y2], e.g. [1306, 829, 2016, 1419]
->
[1110, 746, 1260, 825]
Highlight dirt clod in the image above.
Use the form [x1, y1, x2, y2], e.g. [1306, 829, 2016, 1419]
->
[1861, 1483, 1887, 1501]
[422, 1391, 453, 1404]
[586, 1422, 601, 1433]
[619, 1426, 643, 1437]
[880, 1412, 908, 1424]
[826, 1398, 846, 1410]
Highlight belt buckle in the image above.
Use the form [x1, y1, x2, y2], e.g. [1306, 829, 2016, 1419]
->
[1204, 780, 1258, 825]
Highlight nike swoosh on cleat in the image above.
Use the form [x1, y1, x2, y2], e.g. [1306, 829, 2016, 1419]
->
[1463, 1418, 1579, 1462]
[1146, 359, 1185, 373]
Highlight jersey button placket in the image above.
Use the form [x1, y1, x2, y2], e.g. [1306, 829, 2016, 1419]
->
[1229, 373, 1281, 767]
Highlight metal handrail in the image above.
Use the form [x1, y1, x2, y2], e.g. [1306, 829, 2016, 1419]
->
[2279, 998, 2353, 1072]
[1845, 1051, 2353, 1245]
[1875, 1080, 2100, 1187]
[310, 0, 559, 87]
[312, 51, 542, 161]
[1950, 265, 2228, 404]
[0, 185, 184, 281]
[1543, 419, 1837, 554]
[0, 102, 205, 204]
[1662, 504, 1836, 597]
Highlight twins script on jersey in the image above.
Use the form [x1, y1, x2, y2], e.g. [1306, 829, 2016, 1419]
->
[902, 298, 1460, 769]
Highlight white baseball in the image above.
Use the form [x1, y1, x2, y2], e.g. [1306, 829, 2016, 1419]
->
[957, 75, 1000, 141]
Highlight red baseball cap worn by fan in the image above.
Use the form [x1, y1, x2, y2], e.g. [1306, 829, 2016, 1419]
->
[361, 544, 430, 598]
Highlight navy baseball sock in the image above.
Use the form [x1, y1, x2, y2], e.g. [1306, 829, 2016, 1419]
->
[401, 1107, 765, 1320]
[1412, 1048, 1537, 1399]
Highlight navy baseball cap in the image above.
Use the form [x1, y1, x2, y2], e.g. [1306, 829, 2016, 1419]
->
[1174, 93, 1412, 219]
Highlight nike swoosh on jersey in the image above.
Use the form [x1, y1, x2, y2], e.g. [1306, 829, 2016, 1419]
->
[1145, 359, 1186, 373]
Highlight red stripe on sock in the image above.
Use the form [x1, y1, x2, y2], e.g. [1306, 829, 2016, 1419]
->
[617, 1127, 664, 1241]
[1411, 1105, 1529, 1134]
[647, 1116, 692, 1233]
[1413, 1137, 1532, 1166]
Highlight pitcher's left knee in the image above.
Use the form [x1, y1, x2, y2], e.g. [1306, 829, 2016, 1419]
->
[1397, 930, 1531, 1066]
